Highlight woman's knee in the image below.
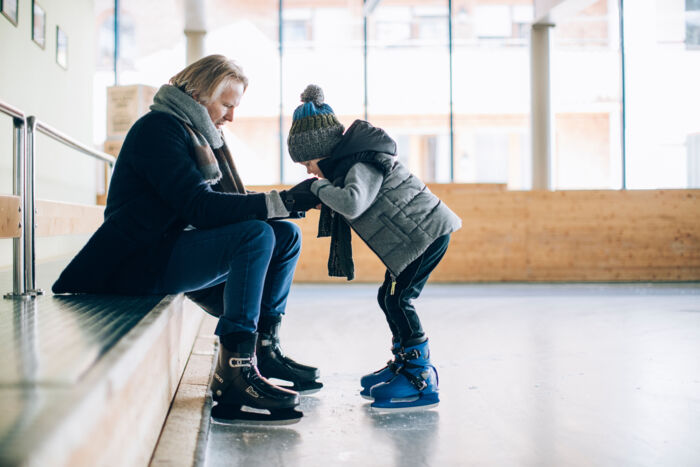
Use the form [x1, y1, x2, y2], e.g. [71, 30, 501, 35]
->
[269, 220, 301, 252]
[242, 220, 275, 247]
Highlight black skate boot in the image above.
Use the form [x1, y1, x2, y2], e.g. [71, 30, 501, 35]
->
[210, 332, 302, 424]
[256, 315, 323, 394]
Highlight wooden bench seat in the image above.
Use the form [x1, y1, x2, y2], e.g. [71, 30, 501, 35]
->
[0, 260, 202, 466]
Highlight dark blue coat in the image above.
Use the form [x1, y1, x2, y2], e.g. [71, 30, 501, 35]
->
[52, 111, 267, 294]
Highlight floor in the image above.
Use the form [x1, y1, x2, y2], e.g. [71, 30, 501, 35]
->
[202, 283, 700, 467]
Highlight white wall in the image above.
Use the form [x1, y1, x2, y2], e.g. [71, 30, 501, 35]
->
[0, 0, 96, 269]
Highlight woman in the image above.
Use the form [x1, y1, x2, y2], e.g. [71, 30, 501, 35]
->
[53, 55, 320, 424]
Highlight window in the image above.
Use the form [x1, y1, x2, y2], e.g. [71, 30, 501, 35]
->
[96, 12, 136, 70]
[551, 0, 622, 189]
[686, 0, 700, 48]
[283, 9, 313, 44]
[624, 0, 699, 188]
[367, 2, 450, 182]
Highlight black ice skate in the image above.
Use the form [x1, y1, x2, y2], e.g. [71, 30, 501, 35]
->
[256, 316, 323, 394]
[210, 332, 302, 424]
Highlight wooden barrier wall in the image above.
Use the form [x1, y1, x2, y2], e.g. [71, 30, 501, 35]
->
[0, 196, 104, 238]
[253, 185, 700, 282]
[2, 187, 699, 282]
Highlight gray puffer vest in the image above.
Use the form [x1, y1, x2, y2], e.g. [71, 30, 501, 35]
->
[347, 160, 462, 277]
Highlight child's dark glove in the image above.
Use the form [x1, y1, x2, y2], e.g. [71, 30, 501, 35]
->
[279, 177, 320, 212]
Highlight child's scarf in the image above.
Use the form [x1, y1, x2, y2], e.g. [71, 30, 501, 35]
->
[317, 151, 395, 281]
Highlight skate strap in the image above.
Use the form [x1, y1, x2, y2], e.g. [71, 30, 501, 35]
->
[402, 348, 421, 360]
[228, 357, 252, 368]
[387, 360, 401, 372]
[399, 366, 428, 391]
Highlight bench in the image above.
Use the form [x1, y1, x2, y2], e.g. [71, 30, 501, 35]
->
[0, 198, 204, 466]
[0, 102, 206, 466]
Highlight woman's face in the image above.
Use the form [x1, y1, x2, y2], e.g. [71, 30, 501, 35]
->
[201, 80, 245, 129]
[301, 158, 325, 178]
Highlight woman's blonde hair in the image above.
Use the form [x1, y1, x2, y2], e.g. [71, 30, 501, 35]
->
[170, 54, 249, 104]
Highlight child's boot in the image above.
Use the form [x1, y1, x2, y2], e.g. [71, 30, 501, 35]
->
[359, 341, 402, 400]
[369, 339, 439, 412]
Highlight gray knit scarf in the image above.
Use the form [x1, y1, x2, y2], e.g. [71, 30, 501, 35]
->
[150, 85, 245, 193]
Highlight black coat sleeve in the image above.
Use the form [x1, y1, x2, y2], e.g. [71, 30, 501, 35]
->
[128, 113, 267, 229]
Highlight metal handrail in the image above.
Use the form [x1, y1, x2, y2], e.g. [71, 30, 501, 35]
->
[34, 119, 116, 165]
[1, 100, 26, 298]
[2, 98, 116, 297]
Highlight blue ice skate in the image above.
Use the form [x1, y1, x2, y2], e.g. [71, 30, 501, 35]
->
[370, 340, 439, 413]
[360, 342, 402, 400]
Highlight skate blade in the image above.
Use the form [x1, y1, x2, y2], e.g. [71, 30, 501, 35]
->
[370, 395, 440, 413]
[370, 401, 439, 414]
[211, 404, 303, 425]
[360, 392, 374, 401]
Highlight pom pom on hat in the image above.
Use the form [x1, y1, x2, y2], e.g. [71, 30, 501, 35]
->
[288, 84, 345, 162]
[301, 84, 325, 107]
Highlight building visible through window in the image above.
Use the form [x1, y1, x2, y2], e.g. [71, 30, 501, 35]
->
[686, 0, 700, 47]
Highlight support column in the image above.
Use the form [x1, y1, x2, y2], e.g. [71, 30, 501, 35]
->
[184, 0, 207, 65]
[530, 23, 555, 190]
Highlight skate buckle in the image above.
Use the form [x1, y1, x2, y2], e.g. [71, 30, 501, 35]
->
[229, 357, 252, 368]
[402, 368, 429, 391]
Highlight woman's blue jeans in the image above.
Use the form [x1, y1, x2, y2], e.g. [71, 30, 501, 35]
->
[154, 220, 301, 337]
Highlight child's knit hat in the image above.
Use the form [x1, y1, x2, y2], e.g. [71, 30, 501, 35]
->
[287, 84, 345, 162]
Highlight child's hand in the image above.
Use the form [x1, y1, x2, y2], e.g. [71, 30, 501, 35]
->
[280, 178, 320, 212]
[291, 177, 318, 192]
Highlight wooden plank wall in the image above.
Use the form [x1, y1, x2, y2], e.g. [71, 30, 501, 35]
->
[0, 196, 21, 238]
[2, 188, 699, 281]
[0, 196, 104, 239]
[252, 186, 700, 282]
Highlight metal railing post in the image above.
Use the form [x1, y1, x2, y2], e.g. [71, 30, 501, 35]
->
[24, 117, 43, 296]
[6, 117, 26, 297]
[2, 99, 115, 299]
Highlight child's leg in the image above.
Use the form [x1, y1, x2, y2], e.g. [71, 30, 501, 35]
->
[366, 235, 451, 410]
[383, 234, 451, 346]
[377, 272, 401, 343]
[358, 276, 403, 397]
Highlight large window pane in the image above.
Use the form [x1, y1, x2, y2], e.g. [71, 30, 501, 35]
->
[206, 0, 281, 184]
[452, 1, 532, 188]
[281, 3, 364, 184]
[367, 1, 451, 183]
[93, 0, 185, 146]
[624, 0, 700, 188]
[551, 0, 623, 189]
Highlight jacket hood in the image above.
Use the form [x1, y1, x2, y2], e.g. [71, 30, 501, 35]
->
[331, 120, 397, 159]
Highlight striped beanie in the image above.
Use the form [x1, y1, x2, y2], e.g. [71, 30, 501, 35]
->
[287, 84, 345, 162]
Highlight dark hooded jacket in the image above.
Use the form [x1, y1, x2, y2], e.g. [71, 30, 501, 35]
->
[313, 120, 462, 278]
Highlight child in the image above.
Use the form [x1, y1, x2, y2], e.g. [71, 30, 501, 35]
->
[287, 84, 462, 412]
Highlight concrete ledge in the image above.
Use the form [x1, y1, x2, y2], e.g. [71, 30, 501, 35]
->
[151, 313, 218, 467]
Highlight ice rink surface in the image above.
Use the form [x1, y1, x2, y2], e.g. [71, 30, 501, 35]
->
[205, 283, 700, 467]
